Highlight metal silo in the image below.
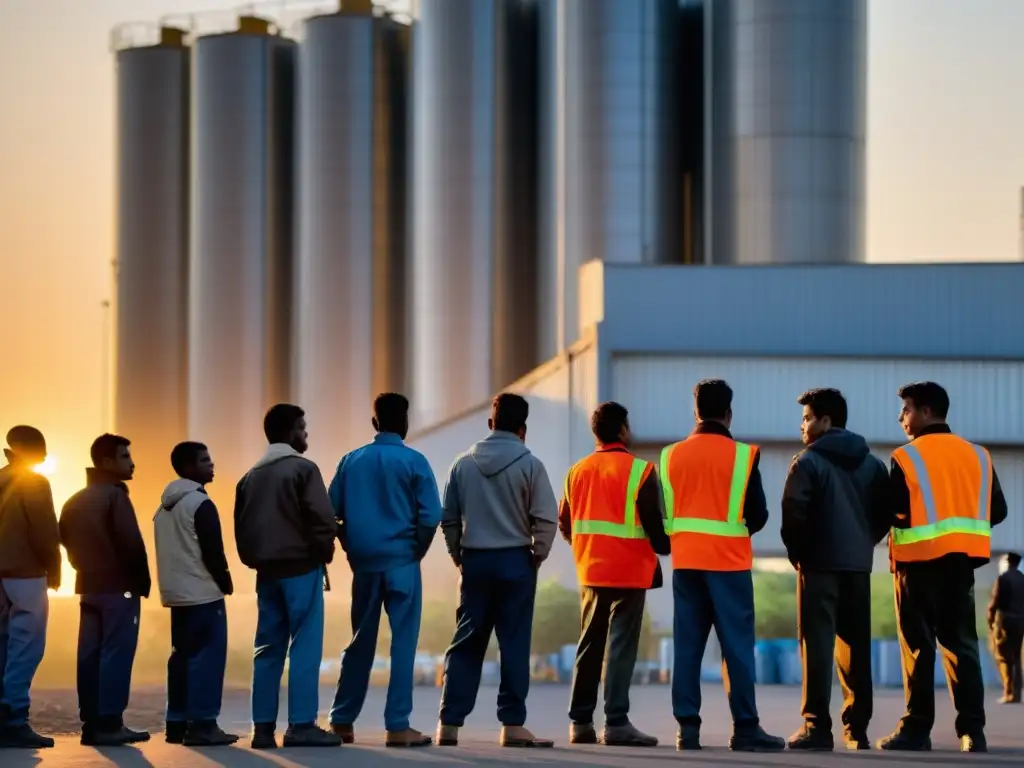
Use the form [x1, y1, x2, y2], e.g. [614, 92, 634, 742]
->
[113, 24, 189, 503]
[707, 0, 868, 264]
[411, 0, 540, 428]
[189, 15, 296, 483]
[294, 1, 410, 470]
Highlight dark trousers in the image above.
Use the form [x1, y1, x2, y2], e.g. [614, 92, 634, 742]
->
[798, 570, 872, 734]
[568, 586, 645, 727]
[78, 593, 141, 729]
[672, 569, 758, 730]
[895, 563, 986, 737]
[991, 618, 1024, 702]
[166, 600, 228, 724]
[439, 547, 537, 727]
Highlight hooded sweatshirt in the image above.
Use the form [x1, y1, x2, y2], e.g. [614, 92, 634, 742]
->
[781, 428, 891, 573]
[154, 479, 232, 607]
[233, 444, 337, 581]
[441, 431, 559, 562]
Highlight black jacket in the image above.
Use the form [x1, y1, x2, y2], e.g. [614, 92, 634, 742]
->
[988, 567, 1024, 628]
[0, 461, 62, 586]
[59, 469, 152, 597]
[781, 428, 890, 573]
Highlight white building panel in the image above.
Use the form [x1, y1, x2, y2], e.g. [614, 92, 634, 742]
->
[613, 355, 1024, 447]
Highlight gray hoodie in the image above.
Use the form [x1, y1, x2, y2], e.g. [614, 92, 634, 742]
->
[441, 431, 559, 561]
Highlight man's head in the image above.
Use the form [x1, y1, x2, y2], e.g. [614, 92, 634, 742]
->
[91, 433, 134, 481]
[591, 401, 631, 447]
[264, 403, 308, 453]
[1006, 552, 1022, 571]
[693, 379, 733, 428]
[489, 393, 529, 440]
[897, 381, 949, 439]
[4, 425, 47, 466]
[170, 441, 214, 485]
[797, 388, 848, 446]
[373, 392, 410, 439]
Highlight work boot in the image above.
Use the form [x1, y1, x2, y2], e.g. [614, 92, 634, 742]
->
[499, 725, 554, 748]
[569, 722, 597, 744]
[961, 732, 988, 753]
[602, 721, 658, 747]
[436, 723, 459, 746]
[122, 726, 151, 744]
[676, 724, 701, 751]
[729, 725, 785, 752]
[842, 729, 870, 750]
[250, 723, 277, 750]
[330, 723, 355, 744]
[82, 726, 133, 747]
[385, 727, 432, 747]
[787, 724, 834, 751]
[876, 729, 931, 751]
[165, 721, 187, 744]
[0, 723, 55, 749]
[183, 721, 240, 747]
[282, 723, 342, 747]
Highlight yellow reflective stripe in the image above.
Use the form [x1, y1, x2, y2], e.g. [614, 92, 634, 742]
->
[666, 517, 749, 537]
[892, 517, 991, 545]
[571, 458, 649, 540]
[665, 440, 752, 539]
[727, 442, 751, 524]
[659, 443, 677, 531]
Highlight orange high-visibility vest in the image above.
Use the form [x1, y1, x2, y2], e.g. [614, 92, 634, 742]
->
[660, 433, 757, 572]
[565, 446, 658, 589]
[890, 433, 992, 563]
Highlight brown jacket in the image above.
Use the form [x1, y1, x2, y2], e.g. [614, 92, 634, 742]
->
[0, 461, 61, 587]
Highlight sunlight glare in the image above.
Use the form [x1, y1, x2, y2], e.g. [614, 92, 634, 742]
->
[33, 455, 58, 477]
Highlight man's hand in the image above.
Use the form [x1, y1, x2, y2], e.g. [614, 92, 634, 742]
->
[46, 570, 60, 591]
[533, 554, 544, 570]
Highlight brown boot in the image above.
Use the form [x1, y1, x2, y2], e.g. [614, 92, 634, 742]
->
[330, 723, 354, 744]
[499, 725, 554, 748]
[436, 724, 459, 746]
[386, 727, 432, 748]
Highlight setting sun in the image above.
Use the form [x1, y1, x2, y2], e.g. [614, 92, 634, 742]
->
[33, 454, 58, 477]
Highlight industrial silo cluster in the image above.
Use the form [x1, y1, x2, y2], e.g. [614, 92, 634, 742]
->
[113, 0, 867, 483]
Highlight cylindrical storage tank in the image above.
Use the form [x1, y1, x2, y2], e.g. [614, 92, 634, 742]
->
[294, 3, 410, 471]
[114, 25, 190, 507]
[679, 0, 705, 265]
[707, 0, 868, 264]
[411, 0, 540, 428]
[189, 16, 295, 487]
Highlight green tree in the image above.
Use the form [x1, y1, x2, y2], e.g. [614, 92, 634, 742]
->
[752, 571, 798, 639]
[532, 579, 581, 655]
[871, 572, 899, 638]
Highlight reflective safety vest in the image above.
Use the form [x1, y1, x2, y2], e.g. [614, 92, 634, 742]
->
[565, 446, 659, 589]
[660, 433, 757, 572]
[890, 433, 992, 564]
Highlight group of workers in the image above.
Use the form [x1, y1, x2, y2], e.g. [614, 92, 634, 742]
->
[0, 378, 1016, 754]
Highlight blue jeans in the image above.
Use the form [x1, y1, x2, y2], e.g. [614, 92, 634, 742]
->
[0, 577, 49, 725]
[330, 562, 422, 731]
[166, 599, 228, 723]
[252, 568, 325, 726]
[78, 593, 141, 728]
[672, 569, 759, 730]
[439, 547, 537, 727]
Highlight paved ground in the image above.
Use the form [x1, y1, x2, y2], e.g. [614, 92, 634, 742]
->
[8, 684, 1024, 766]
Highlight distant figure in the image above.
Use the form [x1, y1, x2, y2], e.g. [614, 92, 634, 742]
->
[559, 402, 670, 748]
[234, 404, 339, 749]
[0, 426, 61, 749]
[437, 393, 557, 749]
[328, 393, 442, 748]
[987, 553, 1024, 704]
[60, 433, 152, 746]
[661, 380, 784, 752]
[154, 442, 237, 746]
[781, 388, 891, 751]
[877, 381, 1007, 753]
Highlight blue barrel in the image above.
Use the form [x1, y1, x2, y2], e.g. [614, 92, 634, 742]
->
[934, 653, 948, 687]
[876, 639, 903, 688]
[775, 639, 802, 686]
[754, 640, 779, 685]
[981, 646, 1001, 689]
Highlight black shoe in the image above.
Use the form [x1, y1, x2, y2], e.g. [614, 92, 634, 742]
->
[876, 730, 931, 751]
[251, 723, 277, 750]
[569, 723, 597, 744]
[165, 721, 187, 744]
[676, 724, 702, 751]
[730, 726, 785, 752]
[787, 725, 834, 751]
[843, 730, 870, 750]
[183, 721, 240, 747]
[282, 723, 342, 747]
[122, 726, 151, 744]
[602, 722, 658, 747]
[961, 733, 987, 753]
[0, 723, 55, 749]
[83, 727, 133, 747]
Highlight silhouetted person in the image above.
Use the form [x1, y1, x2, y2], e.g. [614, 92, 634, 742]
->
[156, 442, 237, 746]
[60, 433, 151, 746]
[328, 393, 441, 748]
[988, 553, 1024, 704]
[234, 404, 339, 749]
[0, 426, 60, 749]
[782, 388, 890, 751]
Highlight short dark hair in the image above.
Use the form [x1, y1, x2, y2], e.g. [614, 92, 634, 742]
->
[264, 403, 305, 444]
[797, 388, 848, 429]
[373, 392, 409, 432]
[91, 433, 131, 466]
[492, 393, 529, 433]
[6, 425, 46, 453]
[897, 381, 950, 420]
[694, 379, 733, 421]
[170, 441, 208, 477]
[1008, 552, 1022, 569]
[591, 401, 629, 445]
